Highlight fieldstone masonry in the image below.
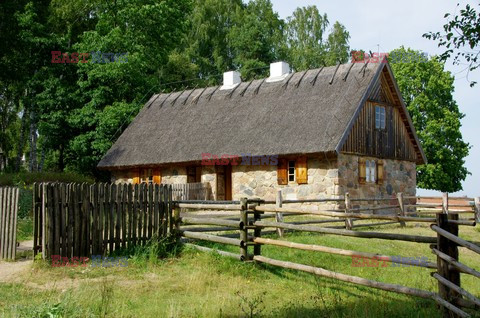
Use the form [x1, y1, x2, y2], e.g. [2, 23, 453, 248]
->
[111, 154, 416, 204]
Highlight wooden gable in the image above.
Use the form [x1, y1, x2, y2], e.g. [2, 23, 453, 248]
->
[340, 65, 425, 163]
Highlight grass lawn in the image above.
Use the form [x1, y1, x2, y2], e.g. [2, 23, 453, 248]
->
[1, 222, 479, 317]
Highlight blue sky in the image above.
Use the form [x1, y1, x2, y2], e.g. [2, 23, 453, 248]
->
[271, 0, 479, 197]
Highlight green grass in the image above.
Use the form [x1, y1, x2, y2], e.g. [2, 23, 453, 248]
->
[1, 223, 479, 317]
[16, 218, 33, 242]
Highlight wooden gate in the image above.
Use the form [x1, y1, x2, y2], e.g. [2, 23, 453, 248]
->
[0, 187, 19, 260]
[33, 183, 173, 259]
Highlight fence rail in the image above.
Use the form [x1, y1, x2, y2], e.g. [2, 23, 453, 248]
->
[0, 187, 19, 260]
[172, 191, 480, 318]
[171, 182, 210, 201]
[33, 183, 173, 259]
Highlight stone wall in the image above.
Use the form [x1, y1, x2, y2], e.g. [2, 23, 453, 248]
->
[232, 157, 339, 206]
[337, 153, 416, 200]
[110, 154, 416, 205]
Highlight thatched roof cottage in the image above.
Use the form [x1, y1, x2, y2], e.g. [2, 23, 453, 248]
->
[98, 61, 426, 202]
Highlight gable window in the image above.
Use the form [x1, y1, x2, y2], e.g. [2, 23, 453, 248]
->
[375, 105, 386, 129]
[288, 160, 296, 182]
[358, 158, 384, 185]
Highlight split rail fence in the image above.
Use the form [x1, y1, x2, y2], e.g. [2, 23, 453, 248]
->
[174, 192, 480, 318]
[0, 187, 19, 260]
[33, 183, 173, 259]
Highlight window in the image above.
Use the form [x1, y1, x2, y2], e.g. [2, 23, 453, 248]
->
[140, 169, 153, 184]
[133, 169, 161, 184]
[375, 105, 386, 129]
[278, 157, 308, 185]
[365, 160, 376, 183]
[358, 158, 383, 184]
[187, 166, 202, 183]
[288, 161, 296, 182]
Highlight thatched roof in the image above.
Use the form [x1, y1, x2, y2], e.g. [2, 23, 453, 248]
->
[98, 62, 424, 169]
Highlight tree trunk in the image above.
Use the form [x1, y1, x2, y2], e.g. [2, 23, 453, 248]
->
[58, 144, 65, 171]
[15, 107, 28, 172]
[29, 110, 38, 172]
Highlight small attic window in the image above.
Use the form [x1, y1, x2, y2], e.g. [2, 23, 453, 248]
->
[375, 105, 386, 129]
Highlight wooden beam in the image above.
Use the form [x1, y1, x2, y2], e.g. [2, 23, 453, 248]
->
[254, 220, 437, 243]
[253, 255, 435, 299]
[253, 237, 436, 268]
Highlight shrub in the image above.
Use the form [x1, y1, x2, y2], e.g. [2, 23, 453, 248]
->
[0, 172, 94, 187]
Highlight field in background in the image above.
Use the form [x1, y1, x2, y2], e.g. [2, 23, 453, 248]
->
[1, 223, 479, 318]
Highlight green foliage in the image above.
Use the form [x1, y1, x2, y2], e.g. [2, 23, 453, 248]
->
[17, 188, 33, 219]
[283, 6, 350, 70]
[17, 217, 33, 241]
[1, 1, 351, 176]
[0, 172, 94, 186]
[389, 47, 470, 192]
[423, 3, 480, 86]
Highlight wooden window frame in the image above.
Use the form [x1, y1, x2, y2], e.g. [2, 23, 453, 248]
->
[375, 105, 386, 130]
[359, 158, 384, 185]
[288, 160, 296, 183]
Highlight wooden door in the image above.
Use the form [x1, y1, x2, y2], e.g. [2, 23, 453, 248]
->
[216, 165, 232, 201]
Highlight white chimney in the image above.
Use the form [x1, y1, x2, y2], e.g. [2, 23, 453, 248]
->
[267, 61, 291, 82]
[220, 71, 241, 90]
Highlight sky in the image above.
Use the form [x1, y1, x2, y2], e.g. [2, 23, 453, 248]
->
[271, 0, 479, 197]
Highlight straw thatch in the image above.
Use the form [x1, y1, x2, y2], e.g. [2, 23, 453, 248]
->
[98, 62, 423, 169]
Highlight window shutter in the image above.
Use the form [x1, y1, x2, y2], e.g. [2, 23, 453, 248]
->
[296, 156, 308, 184]
[132, 170, 140, 184]
[153, 169, 161, 184]
[277, 159, 288, 185]
[376, 160, 384, 185]
[358, 158, 366, 184]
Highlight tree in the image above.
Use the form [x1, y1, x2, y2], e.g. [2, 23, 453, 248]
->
[389, 47, 470, 192]
[423, 3, 480, 87]
[228, 0, 284, 79]
[325, 21, 350, 65]
[283, 6, 350, 70]
[69, 0, 192, 174]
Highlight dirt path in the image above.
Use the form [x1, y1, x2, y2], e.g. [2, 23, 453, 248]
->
[0, 259, 32, 283]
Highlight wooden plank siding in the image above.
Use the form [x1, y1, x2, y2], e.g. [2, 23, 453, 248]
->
[341, 70, 419, 161]
[342, 101, 417, 161]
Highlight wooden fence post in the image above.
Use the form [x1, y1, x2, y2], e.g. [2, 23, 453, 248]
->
[436, 192, 461, 318]
[240, 198, 248, 261]
[345, 192, 353, 230]
[252, 199, 262, 257]
[397, 192, 406, 227]
[474, 197, 480, 223]
[276, 190, 284, 237]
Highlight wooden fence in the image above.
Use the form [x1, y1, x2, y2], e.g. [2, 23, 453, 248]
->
[173, 192, 480, 318]
[171, 182, 210, 201]
[33, 183, 173, 259]
[0, 187, 19, 260]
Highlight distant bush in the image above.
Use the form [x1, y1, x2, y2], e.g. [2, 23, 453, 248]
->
[0, 172, 94, 186]
[18, 188, 33, 219]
